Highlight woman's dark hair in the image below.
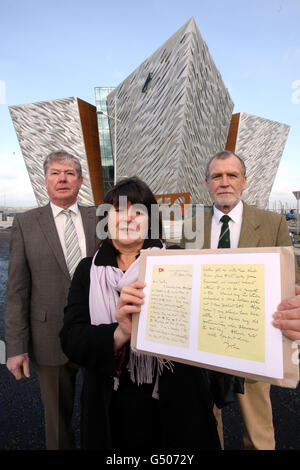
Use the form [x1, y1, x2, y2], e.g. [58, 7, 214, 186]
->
[100, 176, 164, 241]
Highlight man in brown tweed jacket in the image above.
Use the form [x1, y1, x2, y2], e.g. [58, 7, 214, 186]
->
[4, 150, 98, 449]
[183, 150, 300, 450]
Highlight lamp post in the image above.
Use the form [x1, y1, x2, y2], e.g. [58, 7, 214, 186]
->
[98, 100, 120, 185]
[293, 191, 300, 216]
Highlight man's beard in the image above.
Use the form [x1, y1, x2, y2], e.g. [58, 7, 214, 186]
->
[214, 194, 240, 209]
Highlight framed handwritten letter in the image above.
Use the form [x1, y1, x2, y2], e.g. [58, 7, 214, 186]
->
[131, 247, 299, 388]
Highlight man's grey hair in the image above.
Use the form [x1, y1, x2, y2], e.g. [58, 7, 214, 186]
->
[205, 150, 246, 179]
[43, 150, 82, 178]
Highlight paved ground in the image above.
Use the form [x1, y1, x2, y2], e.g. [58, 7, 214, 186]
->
[0, 230, 299, 451]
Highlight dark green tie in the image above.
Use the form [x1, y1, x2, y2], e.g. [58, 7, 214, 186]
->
[218, 215, 231, 248]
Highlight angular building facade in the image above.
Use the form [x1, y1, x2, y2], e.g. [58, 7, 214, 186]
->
[106, 17, 234, 204]
[9, 18, 290, 211]
[9, 97, 104, 207]
[226, 112, 290, 209]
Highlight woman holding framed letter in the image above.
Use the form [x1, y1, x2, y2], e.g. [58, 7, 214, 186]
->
[60, 177, 241, 451]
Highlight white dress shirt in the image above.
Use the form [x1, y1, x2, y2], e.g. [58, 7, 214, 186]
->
[50, 202, 86, 261]
[210, 200, 244, 249]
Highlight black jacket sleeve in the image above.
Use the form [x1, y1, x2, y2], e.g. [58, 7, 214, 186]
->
[60, 257, 117, 373]
[206, 370, 244, 409]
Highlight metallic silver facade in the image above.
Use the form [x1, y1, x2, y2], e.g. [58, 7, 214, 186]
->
[107, 18, 234, 204]
[9, 19, 289, 210]
[9, 97, 95, 207]
[233, 113, 290, 209]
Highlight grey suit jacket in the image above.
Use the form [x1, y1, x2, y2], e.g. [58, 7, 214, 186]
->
[183, 201, 300, 283]
[4, 203, 99, 365]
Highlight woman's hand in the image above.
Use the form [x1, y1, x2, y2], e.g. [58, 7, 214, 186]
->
[113, 281, 146, 352]
[273, 285, 300, 341]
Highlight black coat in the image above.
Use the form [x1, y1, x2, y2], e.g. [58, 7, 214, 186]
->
[60, 240, 224, 451]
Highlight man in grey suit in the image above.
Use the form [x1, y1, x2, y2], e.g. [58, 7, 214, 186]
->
[4, 150, 98, 449]
[184, 150, 300, 450]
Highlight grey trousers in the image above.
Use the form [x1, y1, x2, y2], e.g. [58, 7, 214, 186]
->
[34, 361, 80, 450]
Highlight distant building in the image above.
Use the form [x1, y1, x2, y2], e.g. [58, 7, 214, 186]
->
[0, 213, 14, 228]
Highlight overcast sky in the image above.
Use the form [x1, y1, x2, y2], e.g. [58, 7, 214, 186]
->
[0, 0, 299, 208]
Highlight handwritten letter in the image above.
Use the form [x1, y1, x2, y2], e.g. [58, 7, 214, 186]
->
[198, 264, 265, 362]
[145, 264, 194, 348]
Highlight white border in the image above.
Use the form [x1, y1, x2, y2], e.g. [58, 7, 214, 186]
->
[136, 252, 283, 379]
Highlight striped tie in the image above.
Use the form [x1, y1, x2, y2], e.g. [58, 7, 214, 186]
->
[62, 210, 81, 278]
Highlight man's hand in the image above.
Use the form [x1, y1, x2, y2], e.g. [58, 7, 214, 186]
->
[6, 354, 30, 380]
[273, 285, 300, 341]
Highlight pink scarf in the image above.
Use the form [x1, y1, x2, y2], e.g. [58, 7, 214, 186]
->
[89, 244, 173, 398]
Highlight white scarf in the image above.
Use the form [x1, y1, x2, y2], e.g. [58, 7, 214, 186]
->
[89, 243, 173, 398]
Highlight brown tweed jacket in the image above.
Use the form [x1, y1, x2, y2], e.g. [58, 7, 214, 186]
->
[4, 203, 99, 365]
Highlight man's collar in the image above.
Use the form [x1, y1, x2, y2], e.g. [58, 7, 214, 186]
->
[213, 200, 243, 224]
[50, 201, 79, 217]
